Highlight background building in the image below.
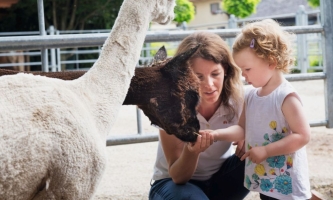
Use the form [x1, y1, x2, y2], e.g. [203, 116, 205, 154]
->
[188, 0, 229, 29]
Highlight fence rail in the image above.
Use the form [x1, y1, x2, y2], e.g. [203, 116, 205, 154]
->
[0, 25, 323, 51]
[0, 0, 332, 145]
[108, 72, 328, 145]
[107, 119, 328, 145]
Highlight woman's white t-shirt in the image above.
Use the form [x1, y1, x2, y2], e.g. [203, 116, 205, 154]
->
[152, 103, 238, 181]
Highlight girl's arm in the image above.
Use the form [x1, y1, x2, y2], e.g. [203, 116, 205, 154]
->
[266, 93, 311, 155]
[241, 94, 311, 163]
[212, 103, 246, 142]
[160, 129, 214, 184]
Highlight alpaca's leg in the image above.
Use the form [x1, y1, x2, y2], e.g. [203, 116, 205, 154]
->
[32, 137, 107, 200]
[31, 158, 106, 200]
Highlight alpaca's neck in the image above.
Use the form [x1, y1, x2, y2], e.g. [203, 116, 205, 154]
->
[76, 0, 153, 135]
[85, 0, 151, 83]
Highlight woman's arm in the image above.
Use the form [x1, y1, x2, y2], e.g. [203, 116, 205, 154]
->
[241, 94, 311, 163]
[160, 129, 214, 184]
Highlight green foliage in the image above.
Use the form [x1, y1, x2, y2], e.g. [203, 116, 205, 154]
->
[174, 0, 195, 25]
[290, 69, 301, 74]
[307, 0, 320, 8]
[309, 56, 321, 67]
[222, 0, 261, 18]
[308, 55, 323, 72]
[292, 55, 323, 73]
[0, 0, 39, 32]
[1, 0, 196, 31]
[0, 0, 123, 32]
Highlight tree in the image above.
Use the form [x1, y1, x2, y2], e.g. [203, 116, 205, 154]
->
[0, 0, 123, 32]
[0, 0, 39, 32]
[222, 0, 261, 19]
[173, 0, 195, 25]
[1, 0, 195, 31]
[307, 0, 320, 7]
[0, 0, 125, 71]
[46, 0, 124, 30]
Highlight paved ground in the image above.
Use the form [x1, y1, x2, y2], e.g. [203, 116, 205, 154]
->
[94, 79, 333, 200]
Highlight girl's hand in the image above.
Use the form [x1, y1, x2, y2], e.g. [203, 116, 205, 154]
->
[241, 146, 269, 164]
[187, 130, 214, 154]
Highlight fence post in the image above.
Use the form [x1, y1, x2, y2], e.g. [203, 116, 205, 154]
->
[49, 26, 57, 72]
[181, 21, 188, 30]
[227, 15, 237, 48]
[56, 30, 61, 71]
[37, 0, 48, 72]
[296, 5, 308, 73]
[136, 107, 143, 134]
[321, 0, 333, 128]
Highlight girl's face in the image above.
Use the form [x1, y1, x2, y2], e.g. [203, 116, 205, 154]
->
[233, 48, 274, 88]
[191, 57, 225, 106]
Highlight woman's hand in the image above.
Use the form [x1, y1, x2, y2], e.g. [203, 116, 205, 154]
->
[187, 130, 214, 154]
[233, 140, 245, 158]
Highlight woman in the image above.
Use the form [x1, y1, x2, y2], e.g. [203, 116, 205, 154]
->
[149, 32, 249, 199]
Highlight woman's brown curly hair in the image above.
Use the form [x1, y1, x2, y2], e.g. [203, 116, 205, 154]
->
[175, 31, 244, 121]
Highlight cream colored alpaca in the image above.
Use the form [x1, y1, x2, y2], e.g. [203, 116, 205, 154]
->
[0, 0, 175, 199]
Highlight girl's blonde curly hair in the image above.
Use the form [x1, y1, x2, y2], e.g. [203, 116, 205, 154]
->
[232, 19, 295, 73]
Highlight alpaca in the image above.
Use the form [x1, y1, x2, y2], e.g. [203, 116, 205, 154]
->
[122, 46, 200, 142]
[0, 46, 201, 142]
[0, 0, 176, 199]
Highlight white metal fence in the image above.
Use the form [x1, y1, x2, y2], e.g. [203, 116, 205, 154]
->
[0, 0, 332, 145]
[0, 5, 322, 73]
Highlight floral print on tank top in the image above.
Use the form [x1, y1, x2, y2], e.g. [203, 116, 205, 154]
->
[245, 121, 293, 195]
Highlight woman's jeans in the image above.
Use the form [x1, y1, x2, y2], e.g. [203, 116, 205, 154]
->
[260, 194, 279, 200]
[149, 154, 249, 200]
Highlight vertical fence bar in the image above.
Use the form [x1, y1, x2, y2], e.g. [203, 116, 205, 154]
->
[181, 21, 187, 30]
[56, 30, 61, 71]
[37, 0, 48, 72]
[49, 26, 57, 72]
[227, 14, 237, 48]
[296, 5, 308, 73]
[75, 48, 79, 69]
[321, 0, 333, 128]
[136, 107, 143, 134]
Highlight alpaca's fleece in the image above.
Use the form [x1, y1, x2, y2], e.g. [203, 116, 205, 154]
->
[0, 75, 107, 199]
[0, 0, 175, 199]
